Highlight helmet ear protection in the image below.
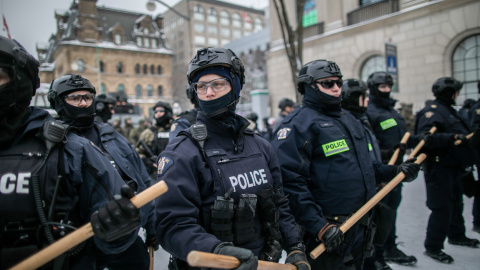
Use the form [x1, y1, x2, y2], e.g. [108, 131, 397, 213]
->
[47, 79, 57, 109]
[96, 102, 105, 112]
[297, 74, 313, 95]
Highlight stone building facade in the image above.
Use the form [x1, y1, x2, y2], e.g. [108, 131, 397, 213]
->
[267, 0, 480, 116]
[36, 0, 173, 117]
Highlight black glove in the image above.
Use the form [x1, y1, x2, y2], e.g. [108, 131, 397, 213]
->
[285, 243, 311, 270]
[145, 233, 159, 251]
[213, 242, 257, 270]
[453, 134, 470, 147]
[385, 143, 407, 163]
[318, 223, 344, 252]
[394, 157, 420, 182]
[91, 185, 140, 242]
[420, 131, 433, 147]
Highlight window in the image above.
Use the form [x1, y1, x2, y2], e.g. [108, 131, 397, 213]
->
[118, 84, 124, 92]
[143, 28, 150, 34]
[100, 83, 106, 94]
[135, 63, 140, 74]
[144, 37, 150, 48]
[207, 8, 217, 23]
[208, 26, 218, 35]
[360, 0, 383, 5]
[147, 85, 153, 97]
[137, 37, 143, 47]
[243, 14, 252, 30]
[115, 34, 122, 45]
[117, 62, 123, 74]
[208, 38, 219, 46]
[150, 65, 155, 75]
[221, 39, 230, 46]
[151, 39, 157, 48]
[452, 34, 480, 102]
[143, 64, 148, 75]
[221, 28, 230, 37]
[157, 65, 163, 75]
[232, 13, 241, 28]
[360, 55, 385, 82]
[194, 36, 206, 45]
[220, 10, 229, 25]
[194, 5, 204, 20]
[194, 23, 205, 33]
[99, 60, 104, 73]
[135, 84, 142, 97]
[157, 85, 163, 96]
[254, 18, 263, 32]
[232, 30, 242, 39]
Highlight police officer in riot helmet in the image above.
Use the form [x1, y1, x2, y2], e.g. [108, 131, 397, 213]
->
[48, 74, 157, 269]
[94, 93, 116, 123]
[155, 47, 310, 270]
[0, 37, 141, 269]
[272, 98, 295, 132]
[169, 85, 200, 141]
[416, 77, 480, 264]
[271, 60, 420, 269]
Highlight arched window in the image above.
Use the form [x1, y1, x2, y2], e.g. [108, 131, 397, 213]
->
[99, 61, 104, 73]
[452, 34, 480, 102]
[100, 83, 106, 94]
[157, 65, 163, 75]
[157, 85, 163, 96]
[118, 84, 125, 93]
[207, 8, 217, 23]
[150, 65, 155, 75]
[114, 34, 122, 45]
[232, 13, 241, 28]
[220, 10, 229, 25]
[243, 14, 252, 30]
[147, 85, 153, 97]
[143, 64, 148, 75]
[136, 37, 143, 47]
[360, 55, 386, 83]
[193, 5, 204, 20]
[135, 63, 140, 74]
[135, 84, 142, 97]
[117, 62, 123, 73]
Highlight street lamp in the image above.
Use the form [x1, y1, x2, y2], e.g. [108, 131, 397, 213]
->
[71, 60, 102, 91]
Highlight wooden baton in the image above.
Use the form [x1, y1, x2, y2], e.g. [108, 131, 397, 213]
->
[149, 246, 154, 270]
[10, 180, 168, 270]
[310, 154, 427, 259]
[407, 126, 436, 159]
[454, 132, 474, 146]
[187, 250, 297, 270]
[388, 132, 410, 165]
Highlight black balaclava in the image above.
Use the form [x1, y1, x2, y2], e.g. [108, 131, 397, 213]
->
[155, 108, 172, 128]
[303, 83, 342, 117]
[55, 91, 95, 133]
[435, 87, 458, 106]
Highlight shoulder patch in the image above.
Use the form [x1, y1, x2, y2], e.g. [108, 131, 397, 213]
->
[431, 104, 437, 108]
[476, 109, 480, 115]
[276, 127, 292, 140]
[424, 111, 434, 118]
[157, 156, 173, 176]
[170, 122, 177, 132]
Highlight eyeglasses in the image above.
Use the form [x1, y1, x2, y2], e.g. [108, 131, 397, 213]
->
[316, 79, 343, 89]
[154, 109, 165, 113]
[64, 93, 95, 105]
[192, 78, 229, 95]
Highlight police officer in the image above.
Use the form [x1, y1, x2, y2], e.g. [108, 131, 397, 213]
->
[365, 72, 417, 267]
[138, 101, 173, 178]
[169, 85, 199, 141]
[270, 60, 420, 269]
[416, 77, 480, 264]
[468, 81, 480, 234]
[0, 37, 140, 269]
[272, 98, 295, 132]
[155, 47, 310, 270]
[94, 93, 116, 124]
[48, 74, 157, 269]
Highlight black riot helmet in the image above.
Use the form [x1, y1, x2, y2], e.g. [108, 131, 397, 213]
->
[278, 98, 295, 110]
[152, 101, 173, 128]
[48, 74, 96, 124]
[367, 72, 394, 98]
[0, 36, 40, 113]
[297, 60, 342, 95]
[341, 79, 368, 114]
[432, 77, 463, 104]
[95, 94, 116, 122]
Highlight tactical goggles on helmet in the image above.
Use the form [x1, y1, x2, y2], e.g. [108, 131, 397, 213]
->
[64, 93, 95, 106]
[192, 78, 230, 95]
[316, 79, 343, 89]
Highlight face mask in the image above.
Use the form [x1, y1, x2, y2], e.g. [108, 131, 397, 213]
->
[198, 92, 234, 116]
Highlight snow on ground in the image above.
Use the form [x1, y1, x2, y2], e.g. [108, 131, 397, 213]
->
[153, 168, 480, 270]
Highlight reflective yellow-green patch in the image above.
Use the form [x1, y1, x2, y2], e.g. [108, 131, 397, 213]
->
[380, 118, 397, 130]
[322, 139, 349, 157]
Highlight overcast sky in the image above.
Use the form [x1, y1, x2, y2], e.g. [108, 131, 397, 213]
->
[0, 0, 268, 58]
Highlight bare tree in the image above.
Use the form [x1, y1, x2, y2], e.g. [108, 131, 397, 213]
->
[271, 0, 306, 102]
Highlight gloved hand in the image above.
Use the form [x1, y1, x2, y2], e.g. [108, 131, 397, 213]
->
[394, 157, 421, 182]
[91, 185, 140, 242]
[453, 134, 469, 147]
[420, 131, 433, 147]
[318, 223, 344, 252]
[145, 233, 159, 251]
[285, 243, 311, 270]
[213, 242, 257, 270]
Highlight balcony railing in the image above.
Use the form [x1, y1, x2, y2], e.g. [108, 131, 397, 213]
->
[303, 21, 324, 38]
[347, 0, 399, 26]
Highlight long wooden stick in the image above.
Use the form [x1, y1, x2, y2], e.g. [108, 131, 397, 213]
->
[407, 126, 437, 159]
[388, 132, 410, 165]
[187, 251, 297, 270]
[10, 180, 168, 270]
[149, 246, 154, 270]
[310, 154, 427, 259]
[454, 132, 474, 146]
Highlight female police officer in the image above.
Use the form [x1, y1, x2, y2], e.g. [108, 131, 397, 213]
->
[155, 47, 310, 270]
[48, 74, 157, 269]
[0, 37, 140, 269]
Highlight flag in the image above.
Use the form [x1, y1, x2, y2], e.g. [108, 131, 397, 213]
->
[3, 14, 11, 39]
[241, 12, 251, 24]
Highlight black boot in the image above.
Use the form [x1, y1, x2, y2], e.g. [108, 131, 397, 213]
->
[384, 246, 417, 265]
[424, 249, 454, 264]
[448, 236, 480, 247]
[374, 260, 392, 270]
